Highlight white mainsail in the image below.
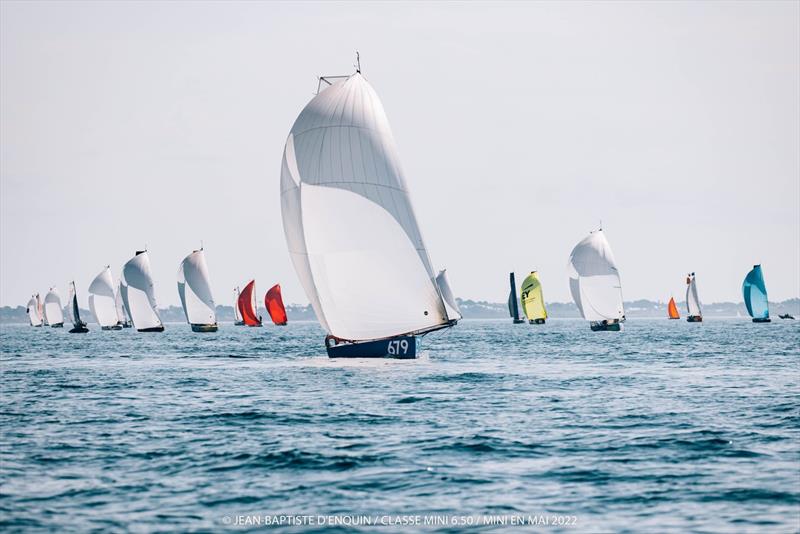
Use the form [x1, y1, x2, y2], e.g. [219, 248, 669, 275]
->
[177, 249, 216, 326]
[687, 275, 702, 317]
[27, 295, 42, 326]
[233, 287, 242, 323]
[568, 230, 625, 322]
[280, 72, 456, 341]
[43, 287, 64, 325]
[89, 266, 120, 328]
[121, 251, 163, 330]
[115, 281, 128, 324]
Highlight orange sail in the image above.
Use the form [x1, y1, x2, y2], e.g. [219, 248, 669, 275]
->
[667, 297, 680, 319]
[265, 284, 288, 326]
[238, 280, 262, 326]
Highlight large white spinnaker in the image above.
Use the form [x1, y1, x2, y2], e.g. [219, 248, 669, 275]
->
[27, 295, 43, 326]
[280, 72, 456, 344]
[568, 230, 625, 323]
[121, 251, 163, 332]
[44, 287, 64, 326]
[177, 249, 217, 329]
[89, 266, 121, 328]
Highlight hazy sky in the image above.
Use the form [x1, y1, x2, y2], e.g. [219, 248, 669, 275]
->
[2, 1, 798, 309]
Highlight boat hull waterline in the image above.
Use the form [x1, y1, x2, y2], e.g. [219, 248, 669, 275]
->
[326, 335, 417, 359]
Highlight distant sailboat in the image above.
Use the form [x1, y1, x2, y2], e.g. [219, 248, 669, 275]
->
[233, 287, 245, 326]
[743, 264, 771, 323]
[115, 281, 132, 328]
[265, 284, 288, 326]
[667, 297, 680, 319]
[521, 271, 547, 324]
[43, 287, 64, 327]
[27, 294, 43, 327]
[568, 229, 625, 331]
[177, 249, 218, 332]
[686, 273, 702, 322]
[279, 65, 460, 358]
[66, 281, 89, 333]
[89, 266, 123, 330]
[237, 280, 262, 327]
[120, 250, 164, 332]
[508, 273, 525, 324]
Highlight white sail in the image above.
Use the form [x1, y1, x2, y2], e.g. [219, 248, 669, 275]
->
[687, 275, 702, 317]
[280, 73, 454, 341]
[115, 282, 128, 324]
[67, 281, 84, 327]
[27, 296, 42, 326]
[436, 270, 462, 321]
[121, 251, 163, 330]
[233, 287, 242, 322]
[568, 230, 625, 322]
[177, 249, 216, 326]
[43, 288, 64, 325]
[88, 266, 120, 328]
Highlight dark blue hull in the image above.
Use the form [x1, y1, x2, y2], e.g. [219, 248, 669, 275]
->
[326, 336, 417, 359]
[590, 321, 621, 331]
[752, 317, 771, 323]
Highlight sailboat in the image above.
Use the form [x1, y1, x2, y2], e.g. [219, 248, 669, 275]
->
[521, 271, 547, 324]
[115, 281, 132, 327]
[508, 273, 525, 324]
[177, 249, 218, 332]
[237, 280, 262, 327]
[265, 284, 288, 326]
[120, 250, 164, 332]
[233, 287, 245, 325]
[686, 273, 702, 322]
[568, 229, 626, 331]
[43, 287, 64, 327]
[279, 63, 461, 358]
[66, 281, 89, 333]
[89, 266, 123, 330]
[27, 294, 43, 327]
[743, 265, 771, 323]
[667, 297, 680, 319]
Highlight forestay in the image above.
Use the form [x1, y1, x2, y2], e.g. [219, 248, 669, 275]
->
[280, 73, 456, 341]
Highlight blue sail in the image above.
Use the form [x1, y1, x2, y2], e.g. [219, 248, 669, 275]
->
[743, 265, 769, 319]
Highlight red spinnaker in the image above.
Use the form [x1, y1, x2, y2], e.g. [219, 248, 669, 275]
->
[265, 284, 288, 326]
[238, 280, 261, 326]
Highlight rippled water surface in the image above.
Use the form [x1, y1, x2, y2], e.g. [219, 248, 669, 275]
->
[1, 319, 799, 532]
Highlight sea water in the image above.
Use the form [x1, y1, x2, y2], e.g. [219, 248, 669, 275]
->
[1, 319, 798, 532]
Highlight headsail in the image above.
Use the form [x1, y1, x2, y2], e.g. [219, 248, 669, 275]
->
[436, 270, 462, 321]
[27, 295, 43, 326]
[743, 265, 769, 320]
[115, 282, 129, 325]
[521, 272, 547, 321]
[568, 230, 625, 322]
[177, 249, 217, 327]
[265, 284, 288, 326]
[67, 281, 85, 327]
[279, 72, 456, 342]
[233, 287, 243, 323]
[238, 280, 261, 326]
[667, 297, 680, 319]
[686, 273, 702, 318]
[121, 251, 163, 331]
[43, 288, 64, 326]
[89, 266, 120, 328]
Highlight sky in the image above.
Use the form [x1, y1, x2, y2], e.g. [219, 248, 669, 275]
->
[1, 1, 798, 309]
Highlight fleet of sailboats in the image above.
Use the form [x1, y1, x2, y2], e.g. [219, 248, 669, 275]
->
[17, 63, 792, 347]
[279, 68, 459, 358]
